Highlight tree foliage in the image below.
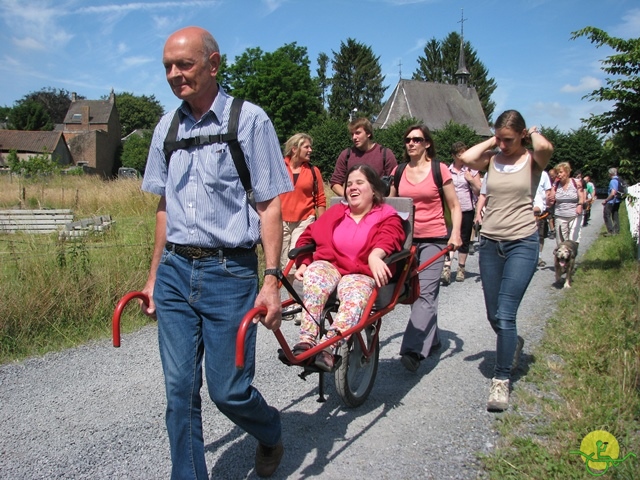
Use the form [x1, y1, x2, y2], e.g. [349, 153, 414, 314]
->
[571, 27, 640, 181]
[7, 150, 60, 176]
[227, 43, 323, 144]
[413, 32, 496, 121]
[374, 117, 420, 163]
[7, 101, 53, 131]
[316, 52, 331, 110]
[328, 38, 386, 121]
[121, 130, 153, 173]
[18, 87, 78, 124]
[114, 92, 164, 136]
[308, 117, 352, 180]
[432, 121, 483, 162]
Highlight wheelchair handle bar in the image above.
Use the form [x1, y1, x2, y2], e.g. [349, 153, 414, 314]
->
[112, 291, 149, 347]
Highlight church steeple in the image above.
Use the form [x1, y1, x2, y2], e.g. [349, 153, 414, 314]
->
[455, 9, 470, 86]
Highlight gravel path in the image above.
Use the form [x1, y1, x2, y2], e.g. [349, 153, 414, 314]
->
[0, 204, 604, 479]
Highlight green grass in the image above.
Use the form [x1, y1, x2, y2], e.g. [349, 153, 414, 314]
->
[0, 175, 159, 363]
[482, 206, 640, 479]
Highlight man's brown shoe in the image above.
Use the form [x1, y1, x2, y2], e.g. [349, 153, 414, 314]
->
[255, 441, 284, 477]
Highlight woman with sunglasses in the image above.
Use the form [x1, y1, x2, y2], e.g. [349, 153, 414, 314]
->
[389, 124, 462, 373]
[459, 110, 553, 412]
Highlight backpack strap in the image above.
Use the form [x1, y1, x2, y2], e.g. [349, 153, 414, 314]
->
[431, 158, 445, 213]
[393, 162, 408, 195]
[225, 98, 253, 206]
[162, 98, 254, 209]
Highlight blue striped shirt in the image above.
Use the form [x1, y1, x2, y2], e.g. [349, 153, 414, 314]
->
[142, 87, 292, 248]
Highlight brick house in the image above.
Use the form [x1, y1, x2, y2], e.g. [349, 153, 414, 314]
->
[0, 130, 73, 168]
[62, 90, 122, 177]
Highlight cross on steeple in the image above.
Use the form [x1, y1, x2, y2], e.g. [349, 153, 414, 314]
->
[398, 59, 402, 80]
[458, 8, 467, 40]
[455, 8, 470, 86]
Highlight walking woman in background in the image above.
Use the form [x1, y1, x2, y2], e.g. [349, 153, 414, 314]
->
[280, 133, 326, 323]
[460, 110, 553, 412]
[441, 141, 481, 284]
[390, 124, 462, 372]
[551, 162, 585, 246]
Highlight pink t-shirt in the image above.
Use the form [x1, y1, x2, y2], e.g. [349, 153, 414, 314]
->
[332, 205, 385, 260]
[398, 162, 452, 238]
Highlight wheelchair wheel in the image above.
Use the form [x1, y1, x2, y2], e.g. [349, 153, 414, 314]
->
[335, 325, 379, 408]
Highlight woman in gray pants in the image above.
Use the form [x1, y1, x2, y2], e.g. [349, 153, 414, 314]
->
[388, 124, 462, 372]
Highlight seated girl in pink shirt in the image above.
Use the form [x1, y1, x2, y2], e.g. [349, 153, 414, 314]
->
[293, 164, 406, 371]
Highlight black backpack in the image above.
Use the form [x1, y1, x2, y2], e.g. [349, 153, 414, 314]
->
[393, 158, 451, 233]
[163, 97, 255, 209]
[393, 158, 445, 207]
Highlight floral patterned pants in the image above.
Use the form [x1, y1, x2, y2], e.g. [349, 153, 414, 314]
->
[299, 260, 375, 347]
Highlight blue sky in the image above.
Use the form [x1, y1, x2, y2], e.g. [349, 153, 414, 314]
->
[0, 0, 638, 132]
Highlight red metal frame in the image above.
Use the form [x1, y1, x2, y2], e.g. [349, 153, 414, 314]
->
[112, 291, 149, 347]
[234, 244, 453, 369]
[111, 245, 453, 361]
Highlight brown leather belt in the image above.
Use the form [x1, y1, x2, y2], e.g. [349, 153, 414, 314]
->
[165, 242, 255, 260]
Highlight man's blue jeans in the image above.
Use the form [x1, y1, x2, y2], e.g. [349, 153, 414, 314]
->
[478, 232, 539, 380]
[154, 249, 281, 480]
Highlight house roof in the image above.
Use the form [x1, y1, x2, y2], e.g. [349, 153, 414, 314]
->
[0, 130, 66, 153]
[63, 99, 115, 124]
[374, 79, 493, 137]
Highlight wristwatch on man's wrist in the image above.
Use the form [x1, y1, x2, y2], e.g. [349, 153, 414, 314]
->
[264, 268, 282, 278]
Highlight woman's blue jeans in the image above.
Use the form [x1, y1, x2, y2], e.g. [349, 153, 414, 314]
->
[478, 232, 539, 380]
[154, 249, 281, 480]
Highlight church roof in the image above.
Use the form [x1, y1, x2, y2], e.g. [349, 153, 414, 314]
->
[374, 79, 492, 137]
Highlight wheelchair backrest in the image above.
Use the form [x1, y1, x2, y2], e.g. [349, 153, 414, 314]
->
[328, 196, 414, 249]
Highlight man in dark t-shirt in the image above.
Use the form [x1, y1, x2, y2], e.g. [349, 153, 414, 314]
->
[330, 117, 397, 196]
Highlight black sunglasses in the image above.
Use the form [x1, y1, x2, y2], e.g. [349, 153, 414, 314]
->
[404, 137, 425, 144]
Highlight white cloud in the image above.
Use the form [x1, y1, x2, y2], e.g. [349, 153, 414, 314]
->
[613, 8, 640, 39]
[12, 37, 47, 51]
[75, 1, 221, 15]
[122, 56, 154, 68]
[561, 76, 601, 93]
[0, 0, 72, 50]
[261, 0, 288, 14]
[531, 101, 570, 120]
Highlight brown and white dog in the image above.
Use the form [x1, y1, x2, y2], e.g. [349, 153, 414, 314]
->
[553, 240, 578, 288]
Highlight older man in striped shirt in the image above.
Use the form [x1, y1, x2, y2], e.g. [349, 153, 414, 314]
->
[141, 26, 292, 479]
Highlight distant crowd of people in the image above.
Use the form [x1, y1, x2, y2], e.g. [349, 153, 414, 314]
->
[136, 25, 627, 479]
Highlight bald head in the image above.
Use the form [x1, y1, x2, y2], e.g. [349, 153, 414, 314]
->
[165, 27, 219, 61]
[162, 26, 220, 117]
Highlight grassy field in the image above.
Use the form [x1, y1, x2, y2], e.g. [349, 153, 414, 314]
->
[0, 175, 158, 363]
[482, 206, 640, 479]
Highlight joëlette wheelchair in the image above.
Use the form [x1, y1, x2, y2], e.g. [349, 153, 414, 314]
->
[112, 197, 452, 408]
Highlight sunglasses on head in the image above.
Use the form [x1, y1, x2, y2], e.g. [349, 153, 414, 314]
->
[404, 136, 425, 144]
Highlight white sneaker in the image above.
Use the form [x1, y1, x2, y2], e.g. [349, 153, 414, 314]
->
[487, 378, 510, 412]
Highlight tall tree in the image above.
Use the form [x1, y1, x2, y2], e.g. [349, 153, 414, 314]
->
[113, 92, 164, 136]
[18, 87, 78, 124]
[571, 27, 640, 180]
[316, 52, 331, 110]
[328, 38, 386, 121]
[7, 100, 53, 130]
[413, 32, 496, 120]
[121, 130, 153, 173]
[227, 43, 323, 143]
